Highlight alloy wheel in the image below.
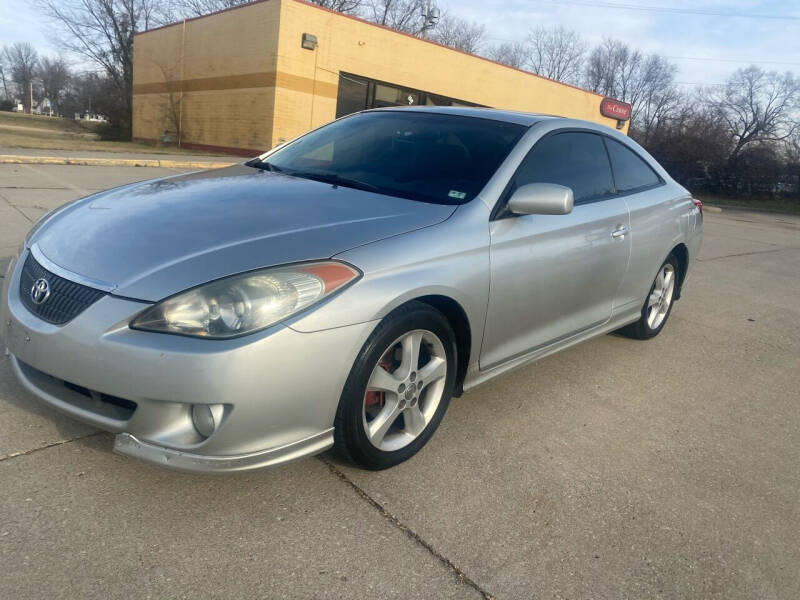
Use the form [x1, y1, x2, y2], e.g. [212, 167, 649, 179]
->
[362, 329, 447, 452]
[646, 263, 675, 330]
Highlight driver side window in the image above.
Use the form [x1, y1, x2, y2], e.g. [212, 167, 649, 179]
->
[512, 131, 615, 205]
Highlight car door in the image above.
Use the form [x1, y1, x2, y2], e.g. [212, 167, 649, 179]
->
[602, 136, 672, 310]
[480, 130, 631, 370]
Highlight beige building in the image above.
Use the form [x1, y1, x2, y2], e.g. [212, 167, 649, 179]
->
[132, 0, 629, 155]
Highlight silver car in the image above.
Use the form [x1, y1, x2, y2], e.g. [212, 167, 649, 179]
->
[1, 107, 702, 472]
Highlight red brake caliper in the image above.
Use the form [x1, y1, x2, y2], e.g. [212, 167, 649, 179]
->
[364, 362, 391, 412]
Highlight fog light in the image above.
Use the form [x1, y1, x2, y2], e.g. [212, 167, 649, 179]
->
[191, 404, 225, 438]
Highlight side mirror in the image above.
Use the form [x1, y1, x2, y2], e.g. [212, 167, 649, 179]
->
[507, 183, 574, 216]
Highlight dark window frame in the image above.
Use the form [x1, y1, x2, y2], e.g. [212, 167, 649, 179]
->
[601, 136, 664, 197]
[491, 127, 666, 220]
[335, 71, 483, 119]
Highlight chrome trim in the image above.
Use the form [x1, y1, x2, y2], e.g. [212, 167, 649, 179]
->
[113, 429, 334, 473]
[30, 244, 117, 292]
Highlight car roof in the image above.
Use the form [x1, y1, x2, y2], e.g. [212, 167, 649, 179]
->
[365, 106, 562, 126]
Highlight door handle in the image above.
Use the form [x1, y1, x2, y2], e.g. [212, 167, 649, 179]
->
[611, 226, 630, 239]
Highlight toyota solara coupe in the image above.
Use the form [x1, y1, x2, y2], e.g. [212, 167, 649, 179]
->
[1, 107, 702, 472]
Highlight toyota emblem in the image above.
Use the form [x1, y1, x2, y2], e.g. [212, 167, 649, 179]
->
[30, 278, 51, 305]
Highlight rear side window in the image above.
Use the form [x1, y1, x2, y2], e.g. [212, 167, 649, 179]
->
[604, 138, 662, 192]
[512, 132, 614, 204]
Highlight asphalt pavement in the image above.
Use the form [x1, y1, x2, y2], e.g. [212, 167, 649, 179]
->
[1, 163, 798, 599]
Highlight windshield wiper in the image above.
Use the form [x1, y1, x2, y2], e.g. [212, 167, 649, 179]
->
[284, 170, 380, 193]
[247, 158, 284, 173]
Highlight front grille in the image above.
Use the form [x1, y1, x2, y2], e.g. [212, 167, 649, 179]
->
[19, 253, 107, 324]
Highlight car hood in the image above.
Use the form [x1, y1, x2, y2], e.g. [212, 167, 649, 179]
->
[30, 165, 455, 301]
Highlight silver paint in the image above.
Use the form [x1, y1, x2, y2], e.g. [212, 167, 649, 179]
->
[1, 109, 702, 472]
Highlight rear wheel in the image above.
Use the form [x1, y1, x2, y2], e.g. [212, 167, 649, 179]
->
[334, 302, 456, 470]
[619, 254, 679, 340]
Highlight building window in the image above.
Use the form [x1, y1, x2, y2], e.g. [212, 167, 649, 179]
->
[335, 74, 370, 119]
[335, 72, 481, 118]
[373, 83, 420, 108]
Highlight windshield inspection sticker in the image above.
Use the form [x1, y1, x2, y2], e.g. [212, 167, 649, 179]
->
[448, 190, 467, 200]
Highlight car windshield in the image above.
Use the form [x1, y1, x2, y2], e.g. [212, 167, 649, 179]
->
[250, 111, 527, 205]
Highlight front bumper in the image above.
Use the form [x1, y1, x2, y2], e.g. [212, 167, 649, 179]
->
[2, 252, 376, 473]
[113, 430, 334, 473]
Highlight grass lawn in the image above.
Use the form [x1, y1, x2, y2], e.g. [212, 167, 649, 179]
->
[699, 194, 800, 215]
[0, 111, 231, 156]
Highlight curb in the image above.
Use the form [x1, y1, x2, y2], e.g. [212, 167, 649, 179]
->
[0, 154, 238, 169]
[703, 205, 723, 213]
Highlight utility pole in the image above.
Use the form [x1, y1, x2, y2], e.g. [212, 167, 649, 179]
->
[29, 81, 33, 114]
[420, 1, 440, 39]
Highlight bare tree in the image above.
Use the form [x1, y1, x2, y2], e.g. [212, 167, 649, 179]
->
[364, 0, 426, 34]
[149, 57, 184, 145]
[526, 26, 586, 85]
[703, 66, 800, 162]
[166, 0, 361, 18]
[38, 56, 72, 115]
[484, 42, 527, 69]
[3, 43, 39, 112]
[36, 0, 167, 135]
[585, 38, 640, 100]
[628, 55, 679, 144]
[60, 70, 106, 118]
[310, 0, 363, 11]
[0, 57, 10, 101]
[163, 0, 251, 18]
[585, 38, 680, 135]
[430, 13, 485, 54]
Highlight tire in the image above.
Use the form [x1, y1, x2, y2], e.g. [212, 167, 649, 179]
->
[619, 253, 680, 340]
[333, 301, 457, 470]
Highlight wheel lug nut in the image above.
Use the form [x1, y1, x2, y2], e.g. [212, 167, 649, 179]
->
[398, 383, 406, 393]
[410, 372, 417, 382]
[399, 399, 406, 409]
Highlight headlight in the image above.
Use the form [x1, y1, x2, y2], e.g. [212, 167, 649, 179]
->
[130, 261, 360, 338]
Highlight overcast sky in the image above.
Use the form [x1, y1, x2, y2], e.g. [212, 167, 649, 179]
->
[442, 0, 800, 87]
[1, 0, 798, 88]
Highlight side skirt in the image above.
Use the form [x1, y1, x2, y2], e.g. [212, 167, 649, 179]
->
[461, 307, 641, 394]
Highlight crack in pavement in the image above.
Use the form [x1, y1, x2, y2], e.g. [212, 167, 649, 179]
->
[318, 455, 496, 600]
[2, 429, 494, 600]
[0, 186, 77, 190]
[19, 163, 90, 195]
[697, 246, 800, 262]
[0, 188, 32, 222]
[1, 427, 495, 600]
[0, 185, 107, 192]
[0, 431, 104, 463]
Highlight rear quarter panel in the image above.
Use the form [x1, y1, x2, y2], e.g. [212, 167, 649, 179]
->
[616, 182, 700, 311]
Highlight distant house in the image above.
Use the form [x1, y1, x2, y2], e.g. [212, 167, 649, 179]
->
[74, 112, 109, 122]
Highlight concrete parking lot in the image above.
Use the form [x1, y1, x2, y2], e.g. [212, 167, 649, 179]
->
[1, 163, 799, 599]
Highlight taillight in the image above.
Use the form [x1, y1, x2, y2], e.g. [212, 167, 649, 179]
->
[691, 197, 703, 216]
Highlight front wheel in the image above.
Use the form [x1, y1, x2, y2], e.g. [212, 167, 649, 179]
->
[333, 302, 457, 470]
[619, 254, 679, 340]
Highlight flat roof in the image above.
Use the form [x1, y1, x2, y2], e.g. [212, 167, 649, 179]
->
[367, 106, 561, 126]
